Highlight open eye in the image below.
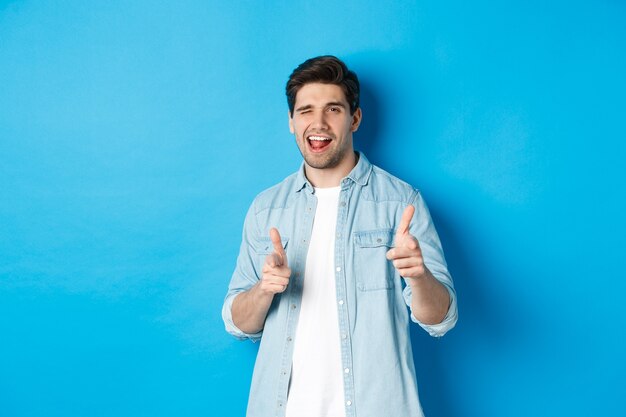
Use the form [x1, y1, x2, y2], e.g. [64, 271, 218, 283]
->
[328, 106, 341, 113]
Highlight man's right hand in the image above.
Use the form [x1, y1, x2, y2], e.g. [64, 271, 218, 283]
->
[231, 227, 290, 334]
[259, 228, 291, 295]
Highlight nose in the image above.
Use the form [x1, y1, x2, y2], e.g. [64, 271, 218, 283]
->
[311, 110, 329, 130]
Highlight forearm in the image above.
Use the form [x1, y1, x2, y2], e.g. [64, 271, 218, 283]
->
[408, 268, 450, 325]
[231, 282, 275, 334]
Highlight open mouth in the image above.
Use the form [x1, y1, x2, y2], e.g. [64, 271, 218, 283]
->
[307, 135, 333, 152]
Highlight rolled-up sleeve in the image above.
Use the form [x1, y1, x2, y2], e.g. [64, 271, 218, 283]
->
[406, 283, 458, 337]
[222, 201, 264, 342]
[402, 190, 458, 337]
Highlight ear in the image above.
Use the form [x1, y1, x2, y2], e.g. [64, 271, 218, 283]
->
[351, 107, 362, 132]
[288, 110, 294, 134]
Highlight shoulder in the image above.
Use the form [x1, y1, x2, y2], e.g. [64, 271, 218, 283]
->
[364, 164, 420, 205]
[250, 171, 300, 214]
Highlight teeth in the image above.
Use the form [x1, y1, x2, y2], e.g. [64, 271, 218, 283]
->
[308, 135, 331, 141]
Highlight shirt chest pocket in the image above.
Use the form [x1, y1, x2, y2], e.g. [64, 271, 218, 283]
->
[252, 236, 289, 273]
[354, 229, 395, 291]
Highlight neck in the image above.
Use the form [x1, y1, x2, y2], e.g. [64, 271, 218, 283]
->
[304, 151, 358, 188]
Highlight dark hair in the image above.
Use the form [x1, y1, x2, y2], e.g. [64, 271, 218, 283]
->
[286, 55, 360, 115]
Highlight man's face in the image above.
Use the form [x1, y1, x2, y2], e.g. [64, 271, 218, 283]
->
[289, 83, 362, 170]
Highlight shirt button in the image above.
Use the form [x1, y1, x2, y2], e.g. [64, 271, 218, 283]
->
[344, 368, 350, 374]
[340, 202, 346, 207]
[346, 400, 352, 406]
[342, 333, 347, 339]
[338, 300, 344, 305]
[287, 337, 292, 342]
[291, 304, 297, 309]
[336, 267, 341, 272]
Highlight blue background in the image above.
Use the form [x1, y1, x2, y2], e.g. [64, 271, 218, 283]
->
[1, 1, 625, 416]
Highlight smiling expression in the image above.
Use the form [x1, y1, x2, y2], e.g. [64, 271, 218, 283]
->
[289, 83, 362, 172]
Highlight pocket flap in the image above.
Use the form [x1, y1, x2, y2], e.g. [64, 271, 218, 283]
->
[253, 236, 289, 254]
[354, 229, 394, 248]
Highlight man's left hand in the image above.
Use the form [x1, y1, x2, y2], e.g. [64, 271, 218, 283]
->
[386, 205, 427, 281]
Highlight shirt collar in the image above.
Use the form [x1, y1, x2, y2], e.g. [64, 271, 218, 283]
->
[294, 151, 373, 193]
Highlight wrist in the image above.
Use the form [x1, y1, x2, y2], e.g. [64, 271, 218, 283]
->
[405, 267, 431, 288]
[253, 282, 276, 301]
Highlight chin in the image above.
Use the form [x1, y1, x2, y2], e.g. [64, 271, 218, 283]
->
[304, 152, 345, 170]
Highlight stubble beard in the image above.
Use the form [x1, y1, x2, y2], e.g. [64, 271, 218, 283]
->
[297, 139, 349, 170]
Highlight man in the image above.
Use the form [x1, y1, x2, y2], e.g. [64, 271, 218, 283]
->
[222, 55, 458, 417]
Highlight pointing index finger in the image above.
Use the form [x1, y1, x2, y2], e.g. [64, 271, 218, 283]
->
[269, 227, 286, 265]
[397, 205, 415, 236]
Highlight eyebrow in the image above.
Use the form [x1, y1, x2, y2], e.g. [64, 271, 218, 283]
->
[295, 101, 347, 112]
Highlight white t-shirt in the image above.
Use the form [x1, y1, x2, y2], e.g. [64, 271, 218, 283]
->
[285, 186, 346, 417]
